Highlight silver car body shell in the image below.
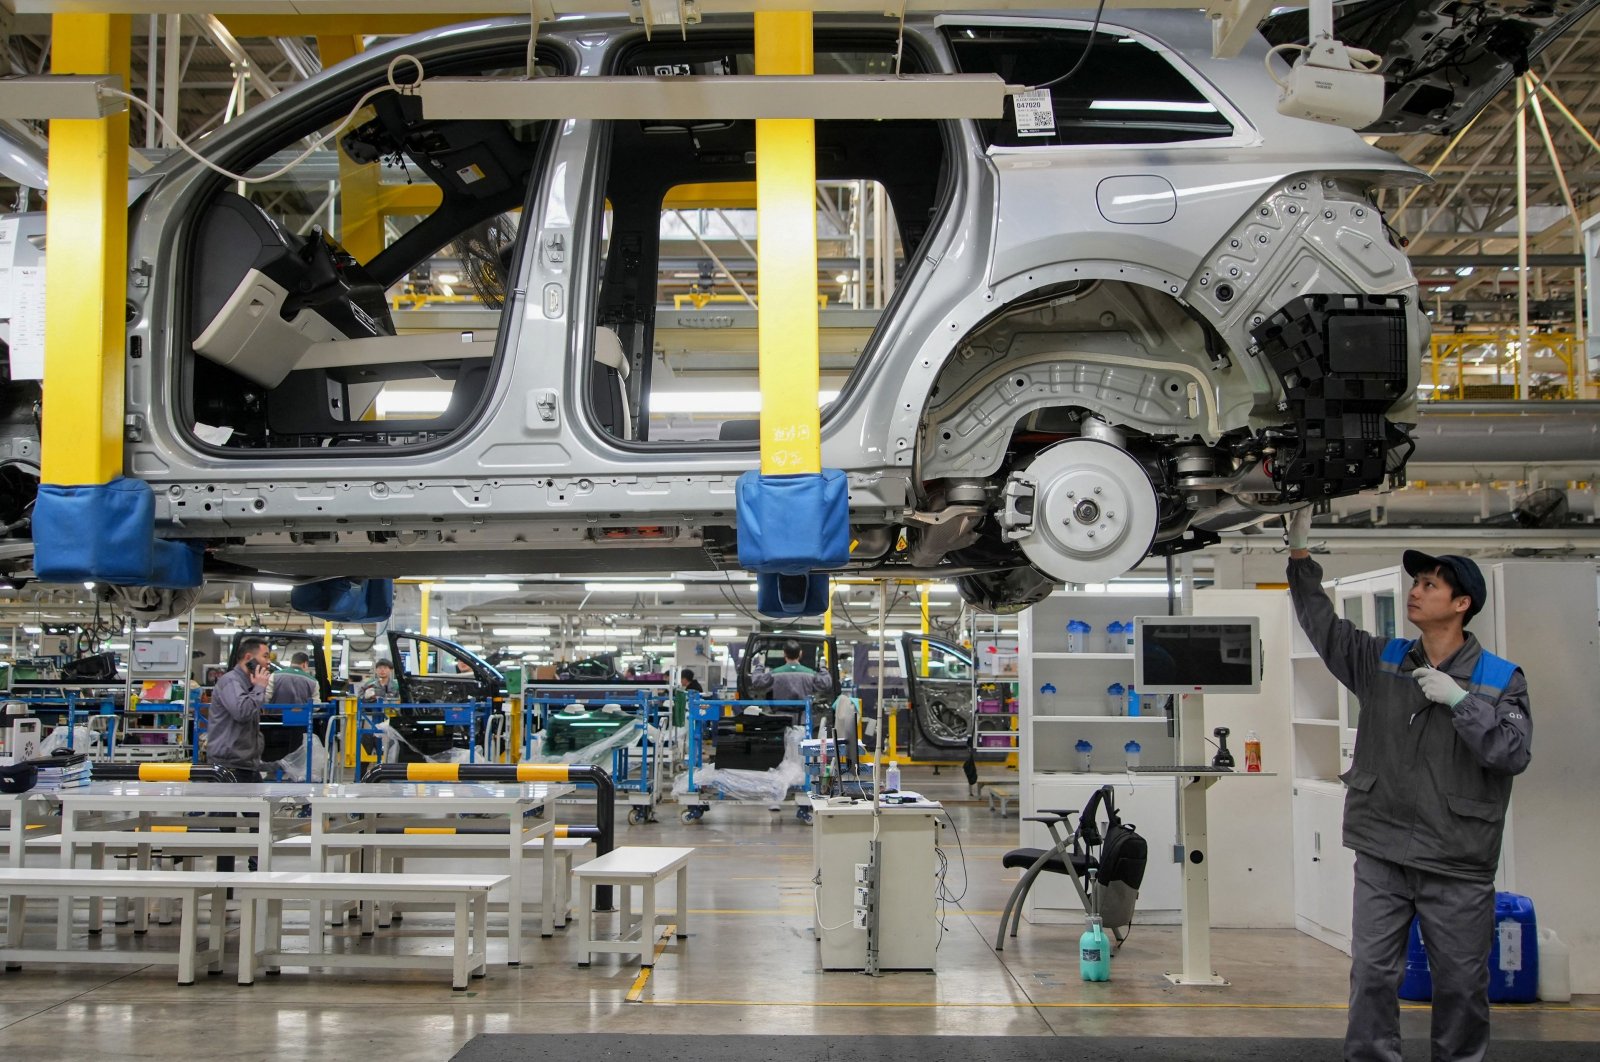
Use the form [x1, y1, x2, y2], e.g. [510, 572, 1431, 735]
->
[116, 11, 1426, 577]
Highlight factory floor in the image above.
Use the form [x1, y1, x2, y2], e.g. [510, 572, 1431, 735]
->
[0, 767, 1594, 1061]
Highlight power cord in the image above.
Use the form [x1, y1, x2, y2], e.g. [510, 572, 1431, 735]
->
[101, 54, 426, 185]
[1028, 0, 1110, 92]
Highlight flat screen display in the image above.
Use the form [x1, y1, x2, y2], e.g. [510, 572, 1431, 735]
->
[1133, 616, 1261, 695]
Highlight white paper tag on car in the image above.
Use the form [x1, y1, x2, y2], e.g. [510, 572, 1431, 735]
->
[1013, 88, 1057, 137]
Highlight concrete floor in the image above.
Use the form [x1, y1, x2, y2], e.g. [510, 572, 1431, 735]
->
[1, 768, 1595, 1061]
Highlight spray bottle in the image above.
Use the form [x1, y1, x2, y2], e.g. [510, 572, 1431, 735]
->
[1079, 868, 1112, 981]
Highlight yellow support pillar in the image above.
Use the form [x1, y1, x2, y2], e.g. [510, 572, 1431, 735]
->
[418, 582, 432, 675]
[317, 36, 383, 263]
[754, 13, 820, 477]
[323, 621, 335, 683]
[41, 15, 132, 488]
[920, 585, 930, 677]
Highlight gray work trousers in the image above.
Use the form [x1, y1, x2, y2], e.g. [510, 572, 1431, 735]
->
[1347, 852, 1495, 1062]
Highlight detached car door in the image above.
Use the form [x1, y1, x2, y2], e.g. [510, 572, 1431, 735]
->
[899, 634, 976, 760]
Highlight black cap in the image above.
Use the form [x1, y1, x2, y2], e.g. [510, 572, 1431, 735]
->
[1402, 550, 1487, 624]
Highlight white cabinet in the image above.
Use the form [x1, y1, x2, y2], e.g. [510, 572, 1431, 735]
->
[1292, 780, 1354, 952]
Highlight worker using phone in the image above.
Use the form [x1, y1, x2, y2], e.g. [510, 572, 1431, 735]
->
[209, 637, 271, 782]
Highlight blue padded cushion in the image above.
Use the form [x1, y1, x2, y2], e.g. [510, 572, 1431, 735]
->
[290, 578, 394, 623]
[148, 540, 204, 589]
[756, 572, 830, 617]
[735, 470, 850, 575]
[34, 477, 157, 585]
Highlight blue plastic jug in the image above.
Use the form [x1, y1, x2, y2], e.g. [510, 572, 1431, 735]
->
[1079, 915, 1111, 981]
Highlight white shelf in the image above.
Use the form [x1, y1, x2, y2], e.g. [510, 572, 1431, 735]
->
[1293, 718, 1340, 728]
[1032, 652, 1133, 661]
[1033, 715, 1168, 723]
[1290, 651, 1323, 661]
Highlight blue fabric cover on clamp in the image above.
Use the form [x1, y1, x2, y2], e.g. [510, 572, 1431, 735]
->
[756, 572, 831, 617]
[290, 577, 395, 623]
[34, 477, 202, 589]
[735, 469, 850, 574]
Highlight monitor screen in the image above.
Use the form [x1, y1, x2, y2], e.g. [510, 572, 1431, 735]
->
[1133, 616, 1261, 695]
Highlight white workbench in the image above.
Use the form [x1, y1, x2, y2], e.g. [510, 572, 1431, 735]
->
[304, 782, 570, 966]
[0, 792, 59, 868]
[55, 782, 314, 947]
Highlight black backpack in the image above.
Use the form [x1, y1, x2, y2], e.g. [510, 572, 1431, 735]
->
[1080, 785, 1149, 891]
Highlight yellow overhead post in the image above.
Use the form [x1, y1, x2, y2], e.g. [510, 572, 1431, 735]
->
[754, 12, 820, 478]
[317, 36, 384, 263]
[418, 582, 432, 675]
[41, 15, 132, 488]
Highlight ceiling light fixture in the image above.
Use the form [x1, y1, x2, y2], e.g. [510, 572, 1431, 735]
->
[583, 582, 684, 593]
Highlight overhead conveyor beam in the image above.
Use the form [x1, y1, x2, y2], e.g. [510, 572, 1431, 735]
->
[4, 0, 1283, 59]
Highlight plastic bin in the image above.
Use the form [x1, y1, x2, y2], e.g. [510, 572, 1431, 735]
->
[1397, 892, 1539, 1004]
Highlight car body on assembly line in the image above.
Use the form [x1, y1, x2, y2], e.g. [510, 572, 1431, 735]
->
[15, 10, 1456, 611]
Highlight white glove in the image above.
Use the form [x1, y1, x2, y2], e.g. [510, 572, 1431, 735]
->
[1285, 508, 1313, 551]
[1413, 666, 1467, 708]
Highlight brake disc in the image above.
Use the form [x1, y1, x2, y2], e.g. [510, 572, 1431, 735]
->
[999, 437, 1159, 583]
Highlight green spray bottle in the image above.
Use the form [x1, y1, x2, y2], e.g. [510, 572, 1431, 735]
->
[1079, 868, 1111, 981]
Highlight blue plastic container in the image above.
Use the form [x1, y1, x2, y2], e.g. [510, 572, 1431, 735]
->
[1490, 893, 1539, 1003]
[1399, 918, 1431, 1001]
[1396, 892, 1539, 1004]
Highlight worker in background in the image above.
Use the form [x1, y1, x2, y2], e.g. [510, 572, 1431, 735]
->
[209, 637, 271, 874]
[1285, 509, 1532, 1062]
[267, 651, 318, 706]
[358, 658, 401, 702]
[209, 637, 270, 781]
[679, 668, 704, 694]
[749, 639, 833, 704]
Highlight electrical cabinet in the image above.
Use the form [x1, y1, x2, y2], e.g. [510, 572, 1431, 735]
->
[812, 800, 939, 970]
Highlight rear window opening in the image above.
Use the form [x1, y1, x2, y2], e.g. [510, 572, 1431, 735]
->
[945, 25, 1235, 147]
[585, 33, 949, 447]
[179, 50, 561, 455]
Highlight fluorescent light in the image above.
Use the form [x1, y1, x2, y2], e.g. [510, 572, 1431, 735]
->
[501, 644, 547, 653]
[23, 625, 42, 634]
[461, 643, 486, 652]
[650, 390, 839, 414]
[376, 389, 452, 417]
[214, 627, 239, 636]
[83, 581, 96, 590]
[491, 626, 551, 637]
[709, 627, 741, 637]
[583, 582, 684, 593]
[643, 644, 675, 652]
[1088, 99, 1217, 113]
[105, 642, 129, 651]
[575, 643, 617, 652]
[436, 272, 461, 285]
[585, 626, 642, 637]
[353, 659, 372, 668]
[418, 74, 1008, 122]
[432, 582, 519, 593]
[254, 581, 294, 592]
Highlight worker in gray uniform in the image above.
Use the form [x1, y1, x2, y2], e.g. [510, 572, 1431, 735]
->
[749, 640, 833, 704]
[1285, 509, 1532, 1062]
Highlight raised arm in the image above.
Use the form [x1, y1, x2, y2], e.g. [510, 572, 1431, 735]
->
[1285, 511, 1385, 693]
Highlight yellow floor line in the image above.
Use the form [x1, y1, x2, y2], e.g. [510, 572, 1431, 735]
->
[637, 998, 1600, 1012]
[625, 925, 676, 1003]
